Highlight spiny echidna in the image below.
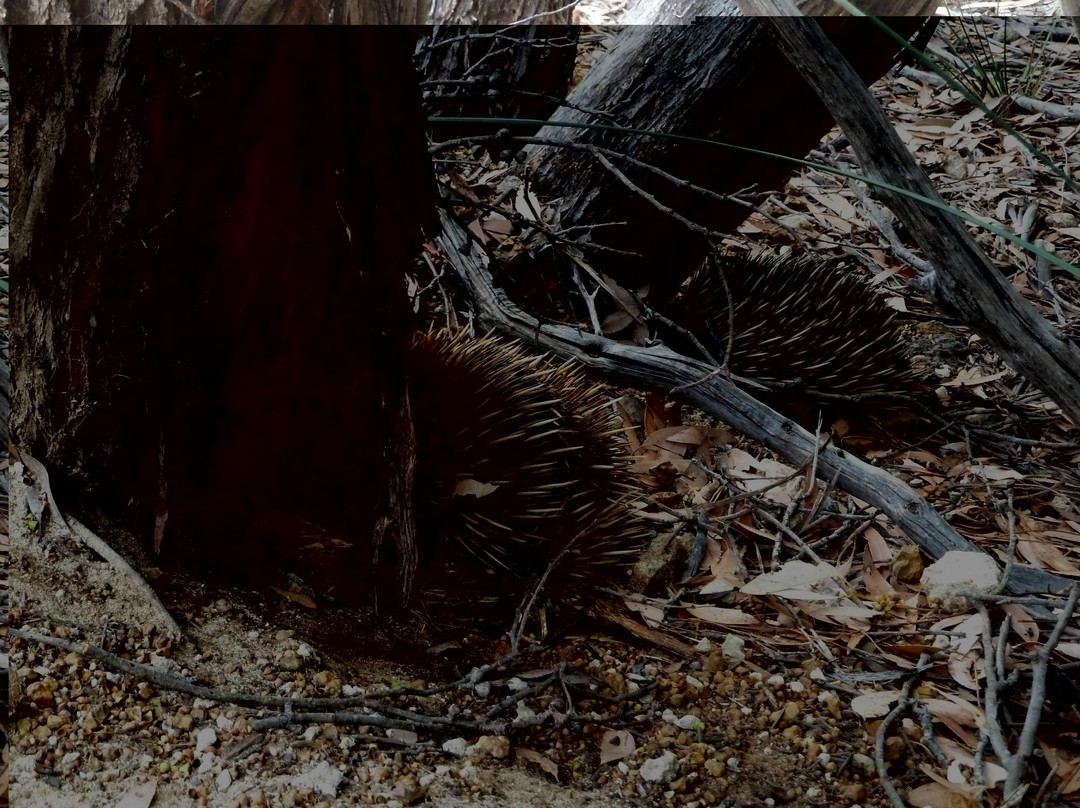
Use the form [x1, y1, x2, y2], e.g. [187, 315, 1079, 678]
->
[405, 330, 649, 611]
[667, 252, 920, 400]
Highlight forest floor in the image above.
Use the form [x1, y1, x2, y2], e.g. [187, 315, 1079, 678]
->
[8, 16, 1080, 808]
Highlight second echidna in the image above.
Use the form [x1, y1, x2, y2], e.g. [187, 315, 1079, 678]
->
[405, 330, 648, 611]
[667, 252, 919, 401]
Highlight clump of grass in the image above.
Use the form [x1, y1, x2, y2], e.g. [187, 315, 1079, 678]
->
[933, 14, 1056, 100]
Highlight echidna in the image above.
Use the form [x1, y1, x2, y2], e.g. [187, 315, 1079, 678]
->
[405, 330, 648, 609]
[667, 252, 919, 400]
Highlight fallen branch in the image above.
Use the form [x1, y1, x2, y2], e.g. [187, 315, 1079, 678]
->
[435, 209, 1073, 599]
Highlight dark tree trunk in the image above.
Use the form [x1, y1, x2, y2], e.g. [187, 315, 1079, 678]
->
[430, 0, 574, 23]
[522, 17, 931, 304]
[418, 26, 579, 142]
[11, 28, 436, 596]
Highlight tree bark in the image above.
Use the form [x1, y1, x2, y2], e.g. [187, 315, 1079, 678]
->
[6, 0, 577, 23]
[764, 16, 1080, 427]
[418, 26, 579, 140]
[522, 17, 931, 304]
[431, 0, 574, 24]
[738, 0, 938, 14]
[12, 28, 436, 596]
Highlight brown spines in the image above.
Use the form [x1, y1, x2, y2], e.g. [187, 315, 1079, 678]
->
[669, 252, 920, 400]
[406, 330, 647, 605]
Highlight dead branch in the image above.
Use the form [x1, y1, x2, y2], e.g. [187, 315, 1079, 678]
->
[435, 209, 1074, 600]
[763, 15, 1080, 427]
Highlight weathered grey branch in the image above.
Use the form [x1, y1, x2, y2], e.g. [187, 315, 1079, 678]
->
[435, 211, 1072, 598]
[764, 16, 1080, 427]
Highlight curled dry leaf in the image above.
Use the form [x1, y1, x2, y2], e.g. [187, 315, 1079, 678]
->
[625, 599, 664, 628]
[850, 689, 901, 719]
[114, 780, 158, 808]
[270, 587, 317, 610]
[451, 478, 500, 499]
[741, 560, 844, 601]
[599, 729, 635, 764]
[905, 780, 979, 808]
[515, 747, 560, 780]
[684, 605, 759, 627]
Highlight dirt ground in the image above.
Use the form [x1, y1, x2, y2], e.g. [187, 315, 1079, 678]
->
[8, 461, 907, 808]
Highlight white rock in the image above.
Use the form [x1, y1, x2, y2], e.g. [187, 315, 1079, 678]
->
[194, 727, 217, 753]
[291, 761, 344, 797]
[441, 738, 469, 757]
[674, 714, 704, 731]
[722, 636, 746, 662]
[694, 637, 712, 653]
[216, 769, 232, 791]
[639, 751, 678, 783]
[921, 551, 1000, 610]
[459, 765, 481, 782]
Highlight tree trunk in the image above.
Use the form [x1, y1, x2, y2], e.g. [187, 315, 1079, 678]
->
[418, 26, 579, 141]
[521, 16, 931, 304]
[431, 0, 574, 24]
[11, 28, 436, 597]
[5, 0, 576, 24]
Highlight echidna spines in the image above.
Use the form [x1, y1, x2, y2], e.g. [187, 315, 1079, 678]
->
[407, 329, 649, 597]
[668, 252, 918, 399]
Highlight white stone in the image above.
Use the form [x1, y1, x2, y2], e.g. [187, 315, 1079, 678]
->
[441, 738, 468, 757]
[674, 714, 704, 731]
[722, 635, 746, 662]
[639, 751, 678, 784]
[291, 761, 344, 797]
[194, 727, 217, 753]
[921, 551, 1000, 610]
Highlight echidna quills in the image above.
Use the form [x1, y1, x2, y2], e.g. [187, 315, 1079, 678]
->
[668, 252, 920, 400]
[405, 330, 650, 612]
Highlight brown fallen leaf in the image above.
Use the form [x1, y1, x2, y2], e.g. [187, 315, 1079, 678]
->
[515, 747, 559, 780]
[599, 729, 636, 765]
[271, 587, 317, 609]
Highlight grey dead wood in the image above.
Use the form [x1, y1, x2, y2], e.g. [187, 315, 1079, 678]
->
[763, 14, 1080, 427]
[436, 209, 1074, 599]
